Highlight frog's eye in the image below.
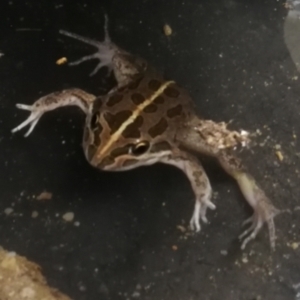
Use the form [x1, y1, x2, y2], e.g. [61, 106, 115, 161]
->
[130, 141, 150, 156]
[90, 112, 100, 129]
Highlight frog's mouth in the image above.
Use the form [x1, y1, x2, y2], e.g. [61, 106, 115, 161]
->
[94, 148, 172, 172]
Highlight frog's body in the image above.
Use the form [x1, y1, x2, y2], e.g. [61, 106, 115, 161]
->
[12, 17, 279, 249]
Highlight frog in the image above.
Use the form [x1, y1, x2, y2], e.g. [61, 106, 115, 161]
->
[12, 16, 280, 250]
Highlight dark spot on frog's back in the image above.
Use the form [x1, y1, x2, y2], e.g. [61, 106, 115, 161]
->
[110, 145, 130, 158]
[148, 79, 161, 91]
[148, 118, 168, 138]
[151, 141, 171, 152]
[98, 156, 115, 168]
[45, 95, 58, 105]
[167, 104, 183, 118]
[131, 93, 145, 105]
[164, 87, 180, 98]
[104, 110, 132, 133]
[106, 94, 124, 107]
[92, 97, 102, 113]
[143, 104, 157, 113]
[154, 96, 164, 104]
[128, 76, 143, 89]
[122, 115, 143, 138]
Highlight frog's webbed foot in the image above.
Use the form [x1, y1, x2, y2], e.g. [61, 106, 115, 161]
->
[190, 194, 216, 231]
[162, 150, 216, 232]
[218, 151, 280, 250]
[12, 89, 96, 137]
[60, 15, 115, 77]
[237, 177, 280, 250]
[12, 103, 45, 137]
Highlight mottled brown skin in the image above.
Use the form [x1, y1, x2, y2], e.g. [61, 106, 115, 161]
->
[12, 19, 280, 250]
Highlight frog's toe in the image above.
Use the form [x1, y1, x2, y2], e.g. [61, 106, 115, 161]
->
[68, 51, 114, 77]
[242, 215, 254, 226]
[189, 199, 216, 232]
[239, 214, 264, 249]
[68, 53, 100, 66]
[239, 203, 280, 250]
[12, 104, 43, 137]
[190, 201, 201, 231]
[89, 61, 111, 77]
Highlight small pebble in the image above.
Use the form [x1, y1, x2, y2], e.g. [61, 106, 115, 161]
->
[31, 211, 39, 218]
[132, 291, 140, 298]
[176, 225, 186, 233]
[220, 250, 228, 256]
[78, 284, 86, 292]
[291, 242, 299, 250]
[4, 208, 13, 215]
[242, 256, 248, 264]
[36, 192, 52, 201]
[56, 57, 67, 65]
[163, 24, 172, 36]
[275, 150, 284, 161]
[62, 212, 74, 222]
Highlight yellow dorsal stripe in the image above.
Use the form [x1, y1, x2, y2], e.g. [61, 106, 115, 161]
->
[97, 80, 175, 158]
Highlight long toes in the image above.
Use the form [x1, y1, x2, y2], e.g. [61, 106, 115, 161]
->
[239, 222, 256, 240]
[190, 217, 201, 232]
[240, 220, 263, 250]
[200, 205, 208, 223]
[69, 53, 99, 66]
[24, 118, 39, 137]
[207, 201, 216, 210]
[89, 62, 106, 76]
[12, 116, 36, 133]
[242, 216, 254, 226]
[201, 215, 208, 223]
[59, 30, 102, 48]
[16, 103, 33, 111]
[11, 111, 42, 135]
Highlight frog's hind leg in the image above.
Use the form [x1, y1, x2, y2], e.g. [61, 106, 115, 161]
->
[12, 89, 96, 137]
[162, 150, 216, 232]
[60, 15, 114, 76]
[176, 120, 280, 250]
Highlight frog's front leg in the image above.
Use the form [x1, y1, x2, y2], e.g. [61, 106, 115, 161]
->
[218, 151, 280, 249]
[12, 89, 96, 137]
[60, 16, 147, 88]
[162, 150, 216, 231]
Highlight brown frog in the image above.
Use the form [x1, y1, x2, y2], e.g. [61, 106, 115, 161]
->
[12, 17, 279, 249]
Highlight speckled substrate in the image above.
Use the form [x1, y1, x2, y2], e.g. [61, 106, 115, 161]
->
[1, 1, 300, 300]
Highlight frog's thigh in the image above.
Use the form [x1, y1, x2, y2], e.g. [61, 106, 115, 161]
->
[162, 151, 215, 231]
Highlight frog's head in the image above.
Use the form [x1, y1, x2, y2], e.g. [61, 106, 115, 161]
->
[83, 105, 172, 171]
[82, 82, 178, 171]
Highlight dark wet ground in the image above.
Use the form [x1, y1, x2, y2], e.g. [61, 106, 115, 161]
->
[1, 0, 300, 299]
